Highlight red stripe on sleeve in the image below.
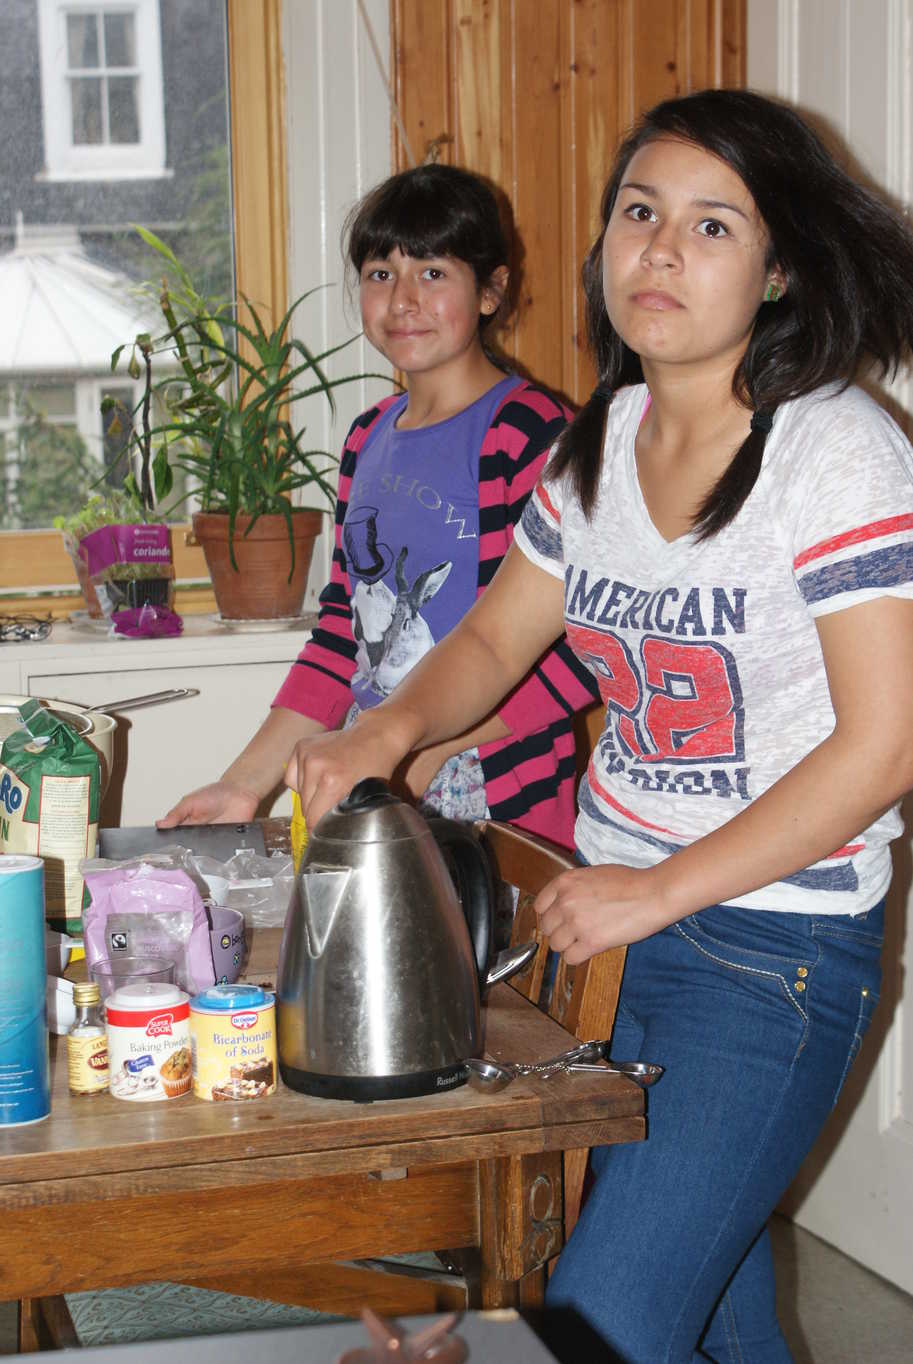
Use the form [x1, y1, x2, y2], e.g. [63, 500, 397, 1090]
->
[793, 514, 913, 570]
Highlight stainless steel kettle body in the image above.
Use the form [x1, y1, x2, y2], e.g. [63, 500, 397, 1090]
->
[277, 778, 494, 1100]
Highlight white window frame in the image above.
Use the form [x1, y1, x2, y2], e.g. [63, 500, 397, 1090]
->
[36, 0, 169, 181]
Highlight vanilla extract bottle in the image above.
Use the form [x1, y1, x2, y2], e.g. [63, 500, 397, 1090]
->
[66, 981, 109, 1095]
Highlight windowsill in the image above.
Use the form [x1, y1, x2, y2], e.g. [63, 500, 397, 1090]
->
[34, 166, 175, 183]
[0, 611, 316, 664]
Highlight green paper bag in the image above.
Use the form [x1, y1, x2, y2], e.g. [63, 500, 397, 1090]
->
[0, 699, 101, 934]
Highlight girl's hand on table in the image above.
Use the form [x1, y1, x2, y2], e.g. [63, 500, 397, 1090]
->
[157, 780, 260, 827]
[534, 863, 672, 963]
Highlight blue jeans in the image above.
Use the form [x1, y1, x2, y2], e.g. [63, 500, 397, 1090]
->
[545, 897, 884, 1362]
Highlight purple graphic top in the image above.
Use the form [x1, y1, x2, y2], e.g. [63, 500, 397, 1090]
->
[345, 376, 519, 711]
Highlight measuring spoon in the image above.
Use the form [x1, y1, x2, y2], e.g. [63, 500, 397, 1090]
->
[465, 1056, 663, 1093]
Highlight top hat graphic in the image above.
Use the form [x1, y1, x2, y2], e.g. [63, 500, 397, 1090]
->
[344, 506, 394, 583]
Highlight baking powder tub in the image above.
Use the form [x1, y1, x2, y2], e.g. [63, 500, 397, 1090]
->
[189, 984, 276, 1101]
[105, 982, 192, 1101]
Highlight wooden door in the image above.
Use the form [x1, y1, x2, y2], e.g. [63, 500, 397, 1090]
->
[390, 0, 746, 405]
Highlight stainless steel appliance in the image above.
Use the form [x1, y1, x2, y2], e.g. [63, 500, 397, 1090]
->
[277, 778, 503, 1100]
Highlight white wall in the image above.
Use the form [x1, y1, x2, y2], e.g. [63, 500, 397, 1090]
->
[282, 0, 394, 608]
[748, 0, 913, 1293]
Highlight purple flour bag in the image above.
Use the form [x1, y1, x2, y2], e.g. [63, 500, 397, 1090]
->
[82, 862, 215, 994]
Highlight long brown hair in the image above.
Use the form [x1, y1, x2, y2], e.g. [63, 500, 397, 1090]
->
[550, 89, 913, 537]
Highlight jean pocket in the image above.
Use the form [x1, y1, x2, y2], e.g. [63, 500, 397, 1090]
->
[811, 900, 885, 950]
[674, 905, 815, 1023]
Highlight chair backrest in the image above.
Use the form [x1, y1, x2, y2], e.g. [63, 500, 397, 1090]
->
[476, 820, 626, 1046]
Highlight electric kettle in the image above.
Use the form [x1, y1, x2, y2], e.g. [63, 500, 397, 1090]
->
[277, 778, 509, 1100]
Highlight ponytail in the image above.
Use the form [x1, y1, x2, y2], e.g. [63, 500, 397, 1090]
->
[692, 413, 774, 541]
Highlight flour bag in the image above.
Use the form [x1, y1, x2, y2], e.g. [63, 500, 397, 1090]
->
[0, 700, 101, 934]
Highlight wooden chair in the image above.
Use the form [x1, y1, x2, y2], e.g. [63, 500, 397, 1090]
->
[22, 819, 627, 1345]
[476, 819, 627, 1244]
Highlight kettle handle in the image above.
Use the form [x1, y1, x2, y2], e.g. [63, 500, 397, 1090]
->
[425, 817, 494, 986]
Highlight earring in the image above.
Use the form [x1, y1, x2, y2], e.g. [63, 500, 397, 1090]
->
[764, 282, 782, 303]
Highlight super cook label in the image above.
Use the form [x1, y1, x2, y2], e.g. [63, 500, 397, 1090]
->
[106, 984, 191, 1101]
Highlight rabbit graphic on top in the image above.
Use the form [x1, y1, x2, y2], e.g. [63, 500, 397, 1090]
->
[352, 544, 452, 696]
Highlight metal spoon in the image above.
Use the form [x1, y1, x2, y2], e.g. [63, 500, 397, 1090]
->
[465, 1056, 663, 1093]
[67, 688, 201, 712]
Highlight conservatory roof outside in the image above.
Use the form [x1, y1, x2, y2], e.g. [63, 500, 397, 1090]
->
[0, 215, 159, 375]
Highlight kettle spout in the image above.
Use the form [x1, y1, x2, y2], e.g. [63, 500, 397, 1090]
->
[297, 866, 353, 958]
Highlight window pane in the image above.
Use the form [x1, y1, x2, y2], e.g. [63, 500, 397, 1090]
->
[0, 430, 9, 530]
[71, 76, 104, 144]
[103, 12, 135, 68]
[66, 13, 99, 70]
[101, 386, 133, 485]
[2, 0, 233, 533]
[107, 75, 139, 143]
[26, 383, 76, 419]
[11, 385, 94, 532]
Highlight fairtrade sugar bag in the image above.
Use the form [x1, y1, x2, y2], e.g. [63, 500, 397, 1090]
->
[0, 700, 101, 934]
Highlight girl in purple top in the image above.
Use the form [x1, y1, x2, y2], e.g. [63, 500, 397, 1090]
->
[161, 165, 597, 843]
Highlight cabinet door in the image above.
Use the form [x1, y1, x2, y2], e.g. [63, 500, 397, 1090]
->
[28, 661, 293, 827]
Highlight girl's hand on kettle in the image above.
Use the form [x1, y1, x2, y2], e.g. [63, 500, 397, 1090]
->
[285, 719, 413, 827]
[533, 863, 674, 963]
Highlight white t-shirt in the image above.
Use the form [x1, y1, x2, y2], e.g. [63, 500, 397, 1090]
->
[515, 383, 913, 914]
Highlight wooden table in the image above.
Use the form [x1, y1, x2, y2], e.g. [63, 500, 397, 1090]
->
[1, 930, 644, 1344]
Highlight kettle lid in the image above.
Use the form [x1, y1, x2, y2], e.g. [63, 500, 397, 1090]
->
[311, 777, 429, 844]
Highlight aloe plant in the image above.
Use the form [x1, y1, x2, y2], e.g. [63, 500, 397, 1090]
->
[111, 226, 388, 574]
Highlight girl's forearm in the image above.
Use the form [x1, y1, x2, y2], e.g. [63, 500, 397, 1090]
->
[223, 707, 328, 798]
[348, 549, 566, 761]
[347, 616, 521, 760]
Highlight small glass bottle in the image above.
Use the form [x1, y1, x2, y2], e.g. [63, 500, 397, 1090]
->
[67, 981, 109, 1095]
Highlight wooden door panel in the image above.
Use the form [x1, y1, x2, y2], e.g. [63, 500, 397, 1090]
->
[391, 0, 745, 406]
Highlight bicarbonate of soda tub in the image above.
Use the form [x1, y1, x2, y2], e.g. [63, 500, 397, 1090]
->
[189, 983, 277, 1101]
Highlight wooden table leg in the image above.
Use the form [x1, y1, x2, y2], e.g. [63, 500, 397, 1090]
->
[17, 1296, 79, 1352]
[17, 1299, 40, 1353]
[478, 1151, 563, 1309]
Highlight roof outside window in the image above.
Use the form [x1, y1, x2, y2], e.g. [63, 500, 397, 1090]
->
[0, 214, 160, 374]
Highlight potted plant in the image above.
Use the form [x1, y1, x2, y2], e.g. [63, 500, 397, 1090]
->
[54, 489, 148, 620]
[116, 227, 386, 621]
[53, 307, 180, 624]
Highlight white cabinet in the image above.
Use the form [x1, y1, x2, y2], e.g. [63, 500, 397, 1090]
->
[0, 617, 310, 826]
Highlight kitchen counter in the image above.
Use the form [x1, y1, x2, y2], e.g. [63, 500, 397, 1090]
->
[0, 614, 317, 825]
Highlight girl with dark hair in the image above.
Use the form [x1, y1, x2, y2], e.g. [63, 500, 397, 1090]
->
[162, 163, 596, 845]
[285, 91, 913, 1361]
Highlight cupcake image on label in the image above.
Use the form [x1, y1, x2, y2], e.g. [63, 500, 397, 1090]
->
[160, 1046, 192, 1098]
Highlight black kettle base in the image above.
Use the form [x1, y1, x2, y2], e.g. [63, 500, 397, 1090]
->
[279, 1060, 468, 1102]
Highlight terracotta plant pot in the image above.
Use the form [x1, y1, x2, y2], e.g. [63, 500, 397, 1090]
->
[192, 509, 325, 620]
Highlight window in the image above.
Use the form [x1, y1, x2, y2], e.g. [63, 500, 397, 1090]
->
[0, 0, 288, 612]
[0, 378, 152, 530]
[37, 0, 167, 180]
